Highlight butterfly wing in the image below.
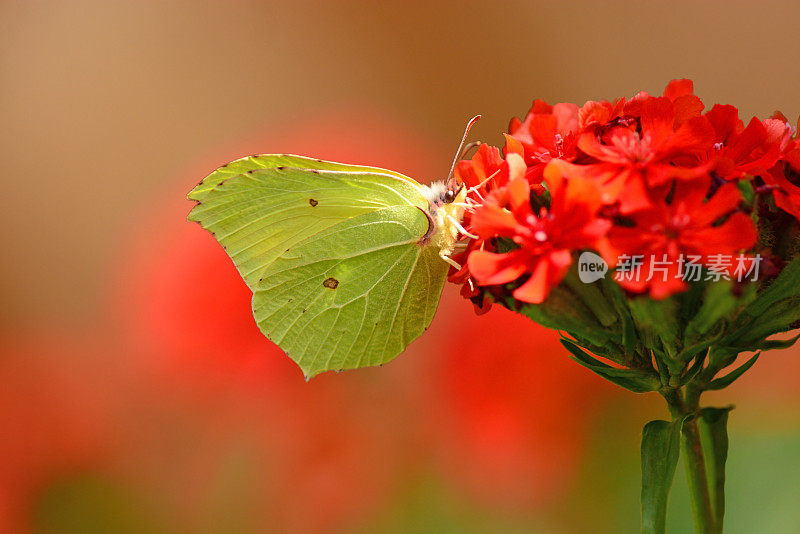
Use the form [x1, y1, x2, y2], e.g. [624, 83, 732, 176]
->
[187, 155, 449, 377]
[188, 154, 427, 289]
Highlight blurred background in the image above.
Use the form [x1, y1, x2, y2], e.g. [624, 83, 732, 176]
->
[2, 1, 800, 532]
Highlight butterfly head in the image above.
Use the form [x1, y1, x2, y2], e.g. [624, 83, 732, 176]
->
[422, 180, 464, 209]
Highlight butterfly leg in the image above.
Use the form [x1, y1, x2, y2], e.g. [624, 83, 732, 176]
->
[446, 214, 479, 240]
[439, 250, 462, 271]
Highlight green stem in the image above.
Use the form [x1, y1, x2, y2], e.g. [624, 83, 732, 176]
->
[664, 388, 717, 534]
[681, 416, 716, 534]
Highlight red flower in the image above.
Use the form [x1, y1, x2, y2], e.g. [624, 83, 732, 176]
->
[780, 115, 800, 172]
[624, 78, 705, 128]
[450, 144, 532, 313]
[606, 181, 757, 299]
[578, 98, 626, 133]
[453, 142, 506, 190]
[577, 96, 715, 213]
[506, 99, 580, 180]
[760, 114, 800, 221]
[467, 159, 611, 303]
[703, 105, 787, 180]
[763, 166, 800, 224]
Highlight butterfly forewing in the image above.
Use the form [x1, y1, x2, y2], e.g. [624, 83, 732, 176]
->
[188, 155, 426, 289]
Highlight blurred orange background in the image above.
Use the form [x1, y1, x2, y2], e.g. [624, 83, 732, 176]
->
[2, 2, 800, 533]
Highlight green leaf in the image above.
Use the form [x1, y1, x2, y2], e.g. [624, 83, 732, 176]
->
[706, 352, 759, 390]
[560, 339, 661, 393]
[749, 332, 800, 351]
[744, 255, 800, 317]
[697, 407, 732, 533]
[641, 419, 681, 534]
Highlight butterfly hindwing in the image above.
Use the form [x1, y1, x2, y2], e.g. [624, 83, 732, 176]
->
[253, 205, 448, 377]
[187, 155, 449, 377]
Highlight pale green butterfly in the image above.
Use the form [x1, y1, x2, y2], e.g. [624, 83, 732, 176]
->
[187, 117, 481, 379]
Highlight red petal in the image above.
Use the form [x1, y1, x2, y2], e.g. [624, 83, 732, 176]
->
[693, 183, 743, 226]
[506, 176, 531, 212]
[727, 117, 768, 164]
[578, 100, 615, 131]
[705, 105, 741, 142]
[672, 95, 705, 128]
[617, 171, 655, 214]
[663, 79, 694, 100]
[577, 131, 626, 162]
[512, 250, 572, 304]
[661, 116, 715, 156]
[641, 97, 676, 146]
[622, 91, 652, 117]
[530, 114, 558, 148]
[468, 250, 528, 285]
[681, 212, 757, 255]
[503, 134, 525, 158]
[471, 204, 519, 237]
[530, 99, 553, 114]
[553, 103, 580, 134]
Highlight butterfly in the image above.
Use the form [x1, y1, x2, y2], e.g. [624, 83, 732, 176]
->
[187, 116, 481, 378]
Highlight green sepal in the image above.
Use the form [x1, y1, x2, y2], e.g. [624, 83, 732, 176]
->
[706, 352, 760, 390]
[683, 281, 742, 342]
[628, 297, 682, 368]
[560, 339, 661, 393]
[737, 179, 755, 205]
[744, 255, 800, 316]
[677, 351, 708, 387]
[513, 286, 614, 348]
[706, 346, 740, 372]
[602, 276, 640, 356]
[641, 419, 681, 534]
[727, 297, 800, 347]
[676, 326, 724, 366]
[563, 267, 619, 328]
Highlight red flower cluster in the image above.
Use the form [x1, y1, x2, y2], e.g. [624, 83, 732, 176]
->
[455, 79, 799, 304]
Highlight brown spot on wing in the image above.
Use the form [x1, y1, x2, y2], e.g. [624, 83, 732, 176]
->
[323, 277, 339, 289]
[309, 198, 318, 207]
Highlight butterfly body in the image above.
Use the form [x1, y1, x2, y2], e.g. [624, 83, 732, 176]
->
[419, 180, 467, 253]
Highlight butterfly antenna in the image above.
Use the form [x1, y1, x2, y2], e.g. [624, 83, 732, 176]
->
[446, 114, 482, 184]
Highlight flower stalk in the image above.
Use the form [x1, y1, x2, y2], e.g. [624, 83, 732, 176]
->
[663, 387, 717, 534]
